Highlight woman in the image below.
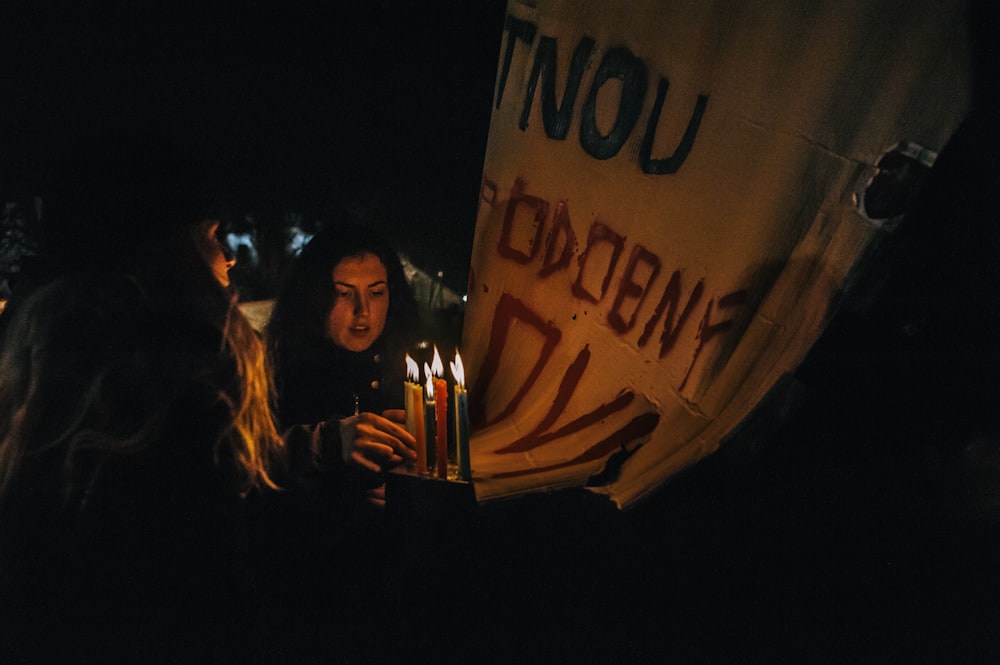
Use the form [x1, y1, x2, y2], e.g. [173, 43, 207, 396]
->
[0, 239, 277, 661]
[266, 223, 421, 512]
[0, 140, 411, 661]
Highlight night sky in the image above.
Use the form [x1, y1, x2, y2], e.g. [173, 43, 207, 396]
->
[1, 1, 508, 293]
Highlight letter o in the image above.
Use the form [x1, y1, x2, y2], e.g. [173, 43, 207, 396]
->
[579, 47, 648, 160]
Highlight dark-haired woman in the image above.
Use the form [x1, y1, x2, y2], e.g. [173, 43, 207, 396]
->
[266, 223, 422, 516]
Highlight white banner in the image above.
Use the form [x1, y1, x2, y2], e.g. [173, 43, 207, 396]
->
[463, 0, 972, 508]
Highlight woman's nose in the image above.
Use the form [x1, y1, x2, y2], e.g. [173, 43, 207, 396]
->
[354, 293, 369, 316]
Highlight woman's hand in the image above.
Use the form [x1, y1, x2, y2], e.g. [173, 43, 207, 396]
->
[338, 410, 416, 473]
[364, 484, 387, 510]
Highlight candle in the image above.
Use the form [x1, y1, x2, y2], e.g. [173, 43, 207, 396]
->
[450, 350, 471, 482]
[431, 346, 448, 479]
[424, 363, 437, 474]
[403, 354, 426, 474]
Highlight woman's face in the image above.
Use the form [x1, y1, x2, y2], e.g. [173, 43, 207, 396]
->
[192, 219, 235, 287]
[326, 252, 390, 352]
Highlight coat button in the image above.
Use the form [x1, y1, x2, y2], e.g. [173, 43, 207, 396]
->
[373, 354, 381, 363]
[370, 380, 380, 390]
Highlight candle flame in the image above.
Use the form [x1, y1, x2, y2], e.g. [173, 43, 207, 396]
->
[450, 349, 466, 388]
[430, 345, 444, 378]
[405, 353, 420, 382]
[424, 362, 434, 400]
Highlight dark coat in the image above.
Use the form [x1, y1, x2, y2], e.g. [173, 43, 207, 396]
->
[275, 337, 405, 430]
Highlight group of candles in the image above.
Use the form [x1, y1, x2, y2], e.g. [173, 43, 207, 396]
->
[403, 346, 472, 482]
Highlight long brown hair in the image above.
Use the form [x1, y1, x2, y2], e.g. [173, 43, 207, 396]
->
[0, 139, 284, 504]
[0, 264, 285, 505]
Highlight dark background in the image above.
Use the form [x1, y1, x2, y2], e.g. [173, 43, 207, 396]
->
[3, 2, 999, 663]
[1, 1, 508, 296]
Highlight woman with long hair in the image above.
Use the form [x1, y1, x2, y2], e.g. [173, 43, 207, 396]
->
[266, 222, 422, 514]
[0, 139, 411, 661]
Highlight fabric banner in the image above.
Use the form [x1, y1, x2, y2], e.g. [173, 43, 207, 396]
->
[463, 0, 972, 508]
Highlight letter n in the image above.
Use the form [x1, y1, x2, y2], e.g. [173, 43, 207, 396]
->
[519, 36, 596, 138]
[637, 270, 704, 358]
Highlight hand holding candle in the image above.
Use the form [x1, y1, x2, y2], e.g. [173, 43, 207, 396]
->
[337, 412, 416, 473]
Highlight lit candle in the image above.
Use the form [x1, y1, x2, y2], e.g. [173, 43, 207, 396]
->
[403, 354, 426, 474]
[431, 346, 448, 479]
[450, 349, 471, 482]
[424, 363, 437, 474]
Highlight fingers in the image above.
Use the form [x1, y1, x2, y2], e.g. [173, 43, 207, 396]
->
[348, 449, 383, 474]
[341, 412, 417, 471]
[364, 485, 386, 511]
[369, 412, 416, 450]
[382, 408, 406, 425]
[361, 412, 417, 457]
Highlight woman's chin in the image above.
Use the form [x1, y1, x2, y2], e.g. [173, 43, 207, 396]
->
[340, 336, 374, 352]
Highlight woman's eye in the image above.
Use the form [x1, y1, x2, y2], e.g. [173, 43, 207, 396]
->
[336, 290, 352, 299]
[369, 289, 387, 298]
